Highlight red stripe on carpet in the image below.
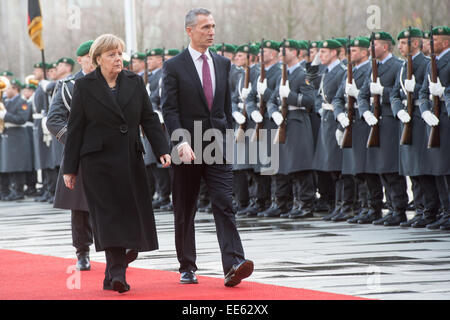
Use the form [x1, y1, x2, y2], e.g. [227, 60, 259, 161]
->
[0, 249, 365, 300]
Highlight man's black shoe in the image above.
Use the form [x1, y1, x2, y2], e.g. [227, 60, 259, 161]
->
[180, 271, 198, 284]
[224, 260, 254, 287]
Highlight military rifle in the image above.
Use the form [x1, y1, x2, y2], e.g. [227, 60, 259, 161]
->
[341, 35, 354, 149]
[367, 32, 381, 148]
[427, 25, 440, 148]
[251, 38, 266, 142]
[236, 44, 251, 142]
[273, 39, 288, 144]
[400, 26, 414, 145]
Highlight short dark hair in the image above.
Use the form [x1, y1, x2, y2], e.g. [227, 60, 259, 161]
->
[185, 8, 211, 29]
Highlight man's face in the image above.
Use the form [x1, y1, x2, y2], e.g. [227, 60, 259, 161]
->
[422, 39, 430, 55]
[186, 14, 215, 50]
[56, 63, 72, 78]
[374, 40, 389, 59]
[234, 52, 247, 67]
[23, 88, 34, 99]
[432, 35, 450, 55]
[47, 68, 57, 80]
[147, 55, 162, 71]
[131, 59, 145, 73]
[78, 54, 95, 74]
[33, 68, 44, 81]
[319, 48, 337, 66]
[5, 86, 17, 99]
[259, 48, 277, 64]
[285, 48, 298, 64]
[350, 47, 367, 65]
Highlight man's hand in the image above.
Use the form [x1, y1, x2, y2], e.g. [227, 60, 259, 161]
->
[257, 77, 268, 96]
[232, 111, 246, 125]
[429, 76, 445, 98]
[345, 79, 359, 98]
[272, 111, 283, 126]
[370, 77, 384, 96]
[63, 174, 76, 190]
[279, 80, 290, 99]
[160, 154, 172, 168]
[397, 109, 411, 123]
[422, 110, 439, 127]
[177, 143, 196, 163]
[251, 110, 263, 123]
[241, 83, 252, 100]
[363, 110, 378, 126]
[337, 112, 350, 128]
[404, 75, 416, 93]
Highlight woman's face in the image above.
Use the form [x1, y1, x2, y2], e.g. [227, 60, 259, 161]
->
[97, 48, 123, 75]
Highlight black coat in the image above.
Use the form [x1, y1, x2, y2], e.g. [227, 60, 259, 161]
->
[63, 68, 170, 252]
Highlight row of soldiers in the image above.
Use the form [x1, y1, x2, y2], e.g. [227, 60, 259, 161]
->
[224, 26, 450, 231]
[0, 26, 449, 235]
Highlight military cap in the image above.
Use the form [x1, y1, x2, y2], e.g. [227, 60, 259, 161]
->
[123, 59, 130, 68]
[397, 27, 423, 40]
[25, 83, 37, 90]
[76, 40, 94, 57]
[334, 37, 348, 47]
[250, 41, 261, 48]
[236, 44, 259, 56]
[57, 57, 75, 66]
[310, 41, 322, 49]
[131, 52, 146, 60]
[33, 62, 45, 69]
[350, 36, 370, 48]
[47, 62, 58, 69]
[432, 26, 450, 36]
[10, 79, 23, 89]
[261, 40, 281, 51]
[319, 39, 342, 49]
[1, 71, 13, 76]
[297, 40, 309, 50]
[216, 43, 236, 53]
[372, 31, 395, 45]
[165, 49, 181, 56]
[423, 30, 430, 38]
[281, 39, 301, 49]
[209, 46, 217, 53]
[146, 48, 164, 56]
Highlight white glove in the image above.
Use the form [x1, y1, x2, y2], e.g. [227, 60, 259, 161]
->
[363, 110, 378, 126]
[404, 75, 416, 93]
[155, 110, 164, 123]
[41, 117, 52, 147]
[237, 102, 244, 110]
[241, 83, 252, 101]
[345, 79, 359, 98]
[311, 52, 321, 66]
[397, 109, 411, 123]
[39, 80, 51, 92]
[251, 110, 263, 123]
[272, 111, 284, 126]
[335, 129, 344, 146]
[337, 112, 350, 128]
[0, 109, 6, 119]
[370, 77, 384, 96]
[422, 110, 439, 127]
[279, 80, 290, 99]
[429, 76, 445, 98]
[146, 83, 151, 96]
[232, 111, 246, 125]
[257, 77, 267, 96]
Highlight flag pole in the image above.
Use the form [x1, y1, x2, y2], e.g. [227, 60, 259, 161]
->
[41, 49, 47, 80]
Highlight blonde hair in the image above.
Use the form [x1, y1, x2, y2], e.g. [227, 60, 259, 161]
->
[89, 34, 125, 67]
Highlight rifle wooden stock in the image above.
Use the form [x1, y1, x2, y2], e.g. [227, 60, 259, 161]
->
[400, 27, 414, 145]
[341, 36, 354, 149]
[367, 34, 381, 148]
[252, 39, 266, 142]
[427, 27, 440, 148]
[274, 40, 288, 144]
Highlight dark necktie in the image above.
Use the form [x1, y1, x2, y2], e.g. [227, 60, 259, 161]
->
[200, 54, 213, 110]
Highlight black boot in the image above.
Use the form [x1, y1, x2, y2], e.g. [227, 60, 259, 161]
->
[76, 251, 91, 271]
[322, 202, 342, 221]
[347, 207, 369, 224]
[384, 212, 407, 226]
[372, 210, 394, 225]
[357, 208, 382, 224]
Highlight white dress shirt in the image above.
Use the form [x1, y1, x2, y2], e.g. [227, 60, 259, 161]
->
[188, 44, 216, 96]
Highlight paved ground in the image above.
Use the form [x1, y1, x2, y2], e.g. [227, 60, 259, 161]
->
[1, 198, 449, 300]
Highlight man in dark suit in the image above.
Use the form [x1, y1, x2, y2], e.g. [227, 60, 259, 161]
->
[161, 8, 253, 287]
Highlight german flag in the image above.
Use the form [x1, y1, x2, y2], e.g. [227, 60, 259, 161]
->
[27, 0, 44, 50]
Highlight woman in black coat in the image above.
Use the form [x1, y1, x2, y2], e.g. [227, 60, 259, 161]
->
[63, 34, 171, 293]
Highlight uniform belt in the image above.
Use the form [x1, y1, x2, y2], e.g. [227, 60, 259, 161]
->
[322, 103, 334, 111]
[32, 113, 44, 119]
[278, 105, 306, 111]
[4, 121, 33, 128]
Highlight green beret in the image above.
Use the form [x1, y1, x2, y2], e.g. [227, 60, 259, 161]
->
[47, 62, 58, 69]
[216, 43, 236, 53]
[373, 31, 395, 45]
[57, 57, 75, 66]
[297, 40, 309, 50]
[25, 83, 37, 90]
[1, 71, 13, 76]
[320, 39, 342, 49]
[165, 49, 180, 56]
[423, 30, 431, 39]
[261, 40, 281, 51]
[209, 46, 217, 53]
[397, 27, 423, 40]
[334, 37, 348, 47]
[11, 79, 23, 89]
[250, 41, 261, 49]
[76, 40, 94, 57]
[281, 39, 301, 50]
[236, 44, 259, 56]
[310, 41, 322, 49]
[432, 26, 450, 36]
[33, 62, 45, 69]
[350, 36, 370, 48]
[131, 52, 146, 60]
[123, 59, 130, 67]
[146, 48, 164, 56]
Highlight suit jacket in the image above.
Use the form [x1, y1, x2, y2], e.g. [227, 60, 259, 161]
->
[161, 48, 233, 157]
[63, 68, 169, 251]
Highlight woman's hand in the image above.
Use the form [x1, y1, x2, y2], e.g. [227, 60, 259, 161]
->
[160, 154, 172, 168]
[63, 174, 77, 190]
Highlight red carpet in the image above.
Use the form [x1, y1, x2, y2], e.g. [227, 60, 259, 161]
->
[0, 249, 365, 300]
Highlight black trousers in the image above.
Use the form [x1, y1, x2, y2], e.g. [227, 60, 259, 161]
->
[233, 169, 250, 207]
[172, 163, 245, 275]
[435, 175, 449, 212]
[105, 247, 127, 282]
[358, 173, 384, 211]
[153, 166, 172, 199]
[248, 171, 272, 204]
[291, 170, 316, 208]
[354, 175, 369, 209]
[25, 171, 37, 189]
[71, 210, 93, 254]
[0, 173, 10, 194]
[10, 172, 26, 193]
[380, 173, 408, 213]
[413, 175, 441, 216]
[316, 171, 335, 205]
[274, 174, 293, 205]
[337, 174, 356, 212]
